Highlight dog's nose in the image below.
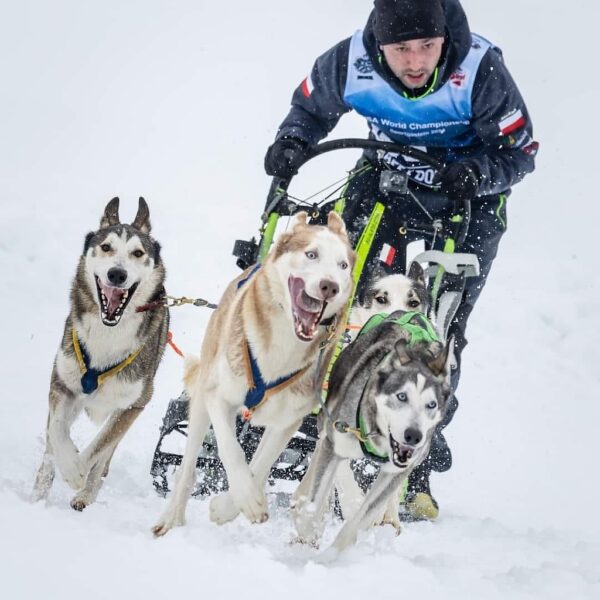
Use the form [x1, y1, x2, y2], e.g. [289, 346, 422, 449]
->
[319, 279, 339, 300]
[404, 427, 422, 446]
[107, 267, 128, 287]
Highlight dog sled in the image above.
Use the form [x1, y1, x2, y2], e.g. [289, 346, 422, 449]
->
[150, 138, 479, 500]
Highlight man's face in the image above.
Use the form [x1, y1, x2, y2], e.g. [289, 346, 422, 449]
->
[381, 37, 444, 89]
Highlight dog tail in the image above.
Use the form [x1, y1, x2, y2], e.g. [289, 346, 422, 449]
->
[183, 354, 202, 392]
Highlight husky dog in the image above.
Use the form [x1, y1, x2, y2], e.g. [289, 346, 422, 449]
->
[350, 263, 429, 333]
[292, 311, 453, 552]
[153, 212, 355, 536]
[333, 263, 431, 518]
[32, 197, 169, 510]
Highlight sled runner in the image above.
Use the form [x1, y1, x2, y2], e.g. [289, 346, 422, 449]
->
[150, 138, 479, 499]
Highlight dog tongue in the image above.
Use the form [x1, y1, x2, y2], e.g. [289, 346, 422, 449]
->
[100, 282, 125, 316]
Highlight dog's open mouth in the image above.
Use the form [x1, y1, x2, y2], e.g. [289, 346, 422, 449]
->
[288, 276, 326, 342]
[389, 433, 415, 468]
[95, 276, 139, 326]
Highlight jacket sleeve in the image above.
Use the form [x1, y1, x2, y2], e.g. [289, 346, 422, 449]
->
[468, 47, 538, 196]
[274, 38, 353, 146]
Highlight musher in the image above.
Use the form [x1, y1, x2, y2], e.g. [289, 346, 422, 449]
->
[264, 0, 538, 520]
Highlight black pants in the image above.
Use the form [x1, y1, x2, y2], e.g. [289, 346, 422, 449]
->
[341, 163, 508, 491]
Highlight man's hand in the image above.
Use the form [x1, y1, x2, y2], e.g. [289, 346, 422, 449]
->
[434, 162, 480, 201]
[264, 137, 309, 179]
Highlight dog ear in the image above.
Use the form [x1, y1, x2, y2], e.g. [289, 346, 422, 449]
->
[407, 260, 426, 286]
[132, 197, 151, 233]
[100, 197, 120, 229]
[83, 232, 95, 254]
[427, 337, 455, 379]
[393, 339, 413, 366]
[153, 240, 162, 265]
[291, 211, 309, 230]
[327, 211, 347, 235]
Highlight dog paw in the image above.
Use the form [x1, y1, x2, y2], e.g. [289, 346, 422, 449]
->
[209, 493, 240, 525]
[378, 512, 402, 535]
[235, 489, 268, 524]
[289, 535, 319, 549]
[70, 495, 89, 512]
[57, 454, 86, 491]
[152, 509, 185, 537]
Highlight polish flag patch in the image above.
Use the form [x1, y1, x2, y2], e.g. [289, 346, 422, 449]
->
[379, 243, 396, 266]
[499, 109, 526, 135]
[300, 75, 314, 98]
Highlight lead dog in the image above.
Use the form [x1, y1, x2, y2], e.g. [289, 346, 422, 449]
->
[153, 211, 355, 535]
[292, 310, 453, 552]
[32, 197, 169, 510]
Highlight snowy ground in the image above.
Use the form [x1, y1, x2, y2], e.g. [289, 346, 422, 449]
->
[1, 1, 599, 598]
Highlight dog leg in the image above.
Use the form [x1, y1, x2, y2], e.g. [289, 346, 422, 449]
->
[331, 471, 404, 552]
[378, 481, 403, 531]
[333, 461, 365, 521]
[209, 418, 302, 525]
[71, 405, 144, 511]
[292, 435, 342, 546]
[208, 399, 267, 524]
[47, 393, 86, 491]
[31, 425, 56, 502]
[153, 398, 211, 537]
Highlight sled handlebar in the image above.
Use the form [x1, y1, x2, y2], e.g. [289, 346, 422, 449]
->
[263, 138, 470, 245]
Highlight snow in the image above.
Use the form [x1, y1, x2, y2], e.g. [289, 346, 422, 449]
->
[1, 1, 599, 598]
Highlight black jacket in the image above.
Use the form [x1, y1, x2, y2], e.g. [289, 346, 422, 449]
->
[274, 0, 537, 196]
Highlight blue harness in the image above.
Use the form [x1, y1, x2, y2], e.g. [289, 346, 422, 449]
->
[237, 265, 313, 416]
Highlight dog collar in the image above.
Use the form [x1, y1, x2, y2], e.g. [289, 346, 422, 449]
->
[71, 328, 143, 395]
[356, 404, 389, 463]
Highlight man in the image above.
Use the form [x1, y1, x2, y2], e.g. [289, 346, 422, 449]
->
[264, 0, 537, 520]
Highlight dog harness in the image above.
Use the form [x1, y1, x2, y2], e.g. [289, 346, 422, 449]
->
[242, 341, 312, 416]
[339, 312, 441, 461]
[71, 328, 143, 395]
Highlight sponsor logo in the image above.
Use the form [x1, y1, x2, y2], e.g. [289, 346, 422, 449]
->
[450, 70, 466, 88]
[354, 54, 374, 74]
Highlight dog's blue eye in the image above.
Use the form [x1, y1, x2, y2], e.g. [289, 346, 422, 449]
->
[339, 261, 348, 270]
[305, 251, 318, 260]
[396, 392, 407, 402]
[426, 400, 437, 409]
[100, 244, 111, 252]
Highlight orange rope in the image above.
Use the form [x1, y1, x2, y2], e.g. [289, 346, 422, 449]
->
[167, 331, 184, 357]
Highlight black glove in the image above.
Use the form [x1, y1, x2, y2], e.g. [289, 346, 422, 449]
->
[264, 137, 309, 178]
[434, 162, 480, 201]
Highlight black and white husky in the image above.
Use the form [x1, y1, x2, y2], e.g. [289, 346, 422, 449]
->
[32, 197, 169, 510]
[292, 310, 454, 553]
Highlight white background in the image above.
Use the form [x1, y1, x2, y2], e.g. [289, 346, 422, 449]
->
[1, 1, 598, 598]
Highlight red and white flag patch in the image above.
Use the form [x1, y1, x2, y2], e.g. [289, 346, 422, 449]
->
[499, 109, 525, 135]
[379, 243, 396, 266]
[300, 74, 314, 98]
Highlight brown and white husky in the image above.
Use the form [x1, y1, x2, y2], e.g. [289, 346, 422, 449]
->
[153, 211, 355, 535]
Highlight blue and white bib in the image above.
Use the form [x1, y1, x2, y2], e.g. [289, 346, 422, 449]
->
[344, 31, 491, 186]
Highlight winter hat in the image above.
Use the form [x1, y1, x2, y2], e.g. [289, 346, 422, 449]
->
[373, 0, 446, 44]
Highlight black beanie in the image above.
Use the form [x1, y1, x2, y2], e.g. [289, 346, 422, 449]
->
[373, 0, 446, 44]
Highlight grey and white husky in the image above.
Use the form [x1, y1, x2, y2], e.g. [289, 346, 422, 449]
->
[292, 310, 454, 552]
[32, 197, 169, 510]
